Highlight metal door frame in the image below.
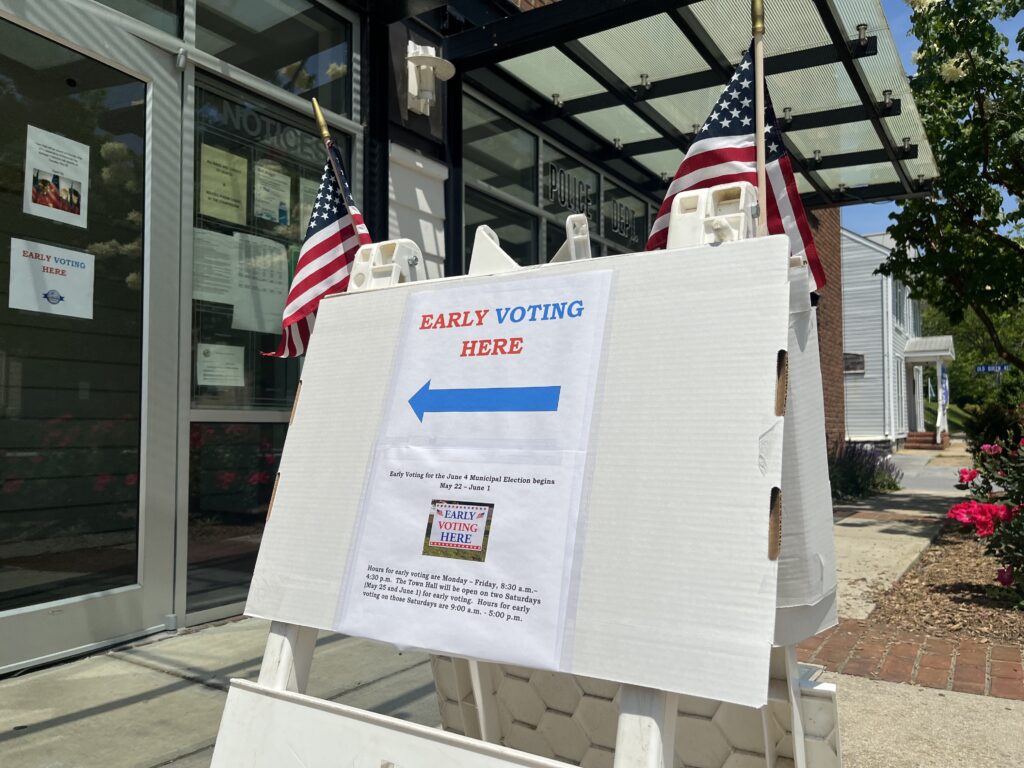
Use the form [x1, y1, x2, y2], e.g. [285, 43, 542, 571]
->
[0, 0, 182, 673]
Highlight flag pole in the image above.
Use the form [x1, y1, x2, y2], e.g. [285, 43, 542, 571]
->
[752, 0, 768, 236]
[311, 97, 349, 194]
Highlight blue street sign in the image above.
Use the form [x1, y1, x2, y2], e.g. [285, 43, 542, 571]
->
[975, 364, 1011, 373]
[409, 380, 561, 422]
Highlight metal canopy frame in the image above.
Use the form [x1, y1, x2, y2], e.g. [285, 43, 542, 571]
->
[424, 0, 933, 209]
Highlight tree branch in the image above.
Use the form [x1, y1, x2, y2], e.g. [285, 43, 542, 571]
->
[972, 303, 1024, 372]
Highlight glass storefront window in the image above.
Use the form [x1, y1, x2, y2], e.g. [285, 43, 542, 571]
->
[192, 79, 347, 410]
[95, 0, 181, 35]
[464, 97, 537, 205]
[186, 421, 285, 611]
[542, 145, 598, 224]
[196, 0, 353, 116]
[0, 20, 146, 610]
[465, 188, 538, 268]
[603, 182, 648, 253]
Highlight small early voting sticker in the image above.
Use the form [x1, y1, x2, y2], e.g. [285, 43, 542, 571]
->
[423, 500, 493, 562]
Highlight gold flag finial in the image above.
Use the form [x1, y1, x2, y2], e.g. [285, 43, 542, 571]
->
[752, 0, 764, 35]
[311, 97, 331, 141]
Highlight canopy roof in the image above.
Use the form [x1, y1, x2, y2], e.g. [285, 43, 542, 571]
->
[904, 336, 956, 362]
[415, 0, 937, 208]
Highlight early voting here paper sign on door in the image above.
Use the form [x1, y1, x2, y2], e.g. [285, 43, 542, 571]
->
[336, 271, 612, 669]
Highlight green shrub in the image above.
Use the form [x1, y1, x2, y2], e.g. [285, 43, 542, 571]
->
[828, 442, 903, 500]
[962, 403, 1024, 455]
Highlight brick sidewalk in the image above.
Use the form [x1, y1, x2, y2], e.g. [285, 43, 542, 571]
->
[797, 618, 1024, 700]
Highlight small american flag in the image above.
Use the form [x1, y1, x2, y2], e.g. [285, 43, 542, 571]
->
[266, 144, 371, 357]
[645, 48, 826, 291]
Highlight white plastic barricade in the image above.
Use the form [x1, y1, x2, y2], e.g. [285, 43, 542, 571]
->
[212, 207, 840, 767]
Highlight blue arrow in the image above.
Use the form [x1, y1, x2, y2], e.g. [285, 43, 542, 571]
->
[408, 380, 560, 422]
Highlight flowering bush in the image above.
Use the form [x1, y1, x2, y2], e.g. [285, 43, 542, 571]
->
[949, 436, 1024, 606]
[828, 442, 903, 500]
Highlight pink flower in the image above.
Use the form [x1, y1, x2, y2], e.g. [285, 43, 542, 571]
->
[947, 500, 1004, 537]
[247, 471, 272, 486]
[216, 470, 237, 490]
[996, 567, 1014, 587]
[958, 468, 979, 483]
[991, 504, 1013, 523]
[980, 443, 1003, 455]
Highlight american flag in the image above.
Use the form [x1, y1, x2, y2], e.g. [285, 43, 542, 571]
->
[645, 48, 826, 291]
[267, 144, 371, 357]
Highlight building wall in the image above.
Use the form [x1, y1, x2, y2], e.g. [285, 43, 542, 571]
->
[841, 230, 890, 441]
[811, 207, 844, 449]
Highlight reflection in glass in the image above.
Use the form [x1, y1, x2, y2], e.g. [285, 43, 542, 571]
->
[186, 422, 285, 612]
[0, 20, 146, 610]
[463, 97, 537, 205]
[464, 188, 538, 269]
[196, 0, 352, 115]
[191, 81, 340, 410]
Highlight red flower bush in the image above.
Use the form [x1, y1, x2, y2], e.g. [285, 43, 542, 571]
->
[951, 437, 1024, 606]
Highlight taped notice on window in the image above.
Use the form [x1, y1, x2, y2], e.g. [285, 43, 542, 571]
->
[336, 270, 612, 669]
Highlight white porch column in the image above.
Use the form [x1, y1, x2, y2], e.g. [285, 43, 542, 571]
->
[934, 359, 945, 444]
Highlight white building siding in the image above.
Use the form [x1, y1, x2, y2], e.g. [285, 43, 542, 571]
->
[842, 232, 887, 440]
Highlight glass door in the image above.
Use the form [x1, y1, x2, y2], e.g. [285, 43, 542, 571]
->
[0, 8, 180, 671]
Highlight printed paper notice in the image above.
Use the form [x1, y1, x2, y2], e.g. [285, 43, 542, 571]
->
[193, 229, 239, 304]
[23, 126, 90, 228]
[254, 162, 291, 225]
[337, 271, 612, 669]
[200, 144, 247, 225]
[9, 238, 94, 319]
[299, 177, 320, 228]
[196, 343, 244, 387]
[230, 234, 288, 334]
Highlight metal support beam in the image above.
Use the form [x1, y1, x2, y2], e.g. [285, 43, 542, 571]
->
[363, 16, 390, 241]
[803, 181, 931, 209]
[812, 0, 914, 194]
[667, 7, 733, 77]
[443, 0, 699, 69]
[444, 71, 465, 276]
[558, 40, 690, 154]
[812, 144, 917, 171]
[561, 41, 867, 116]
[781, 134, 835, 205]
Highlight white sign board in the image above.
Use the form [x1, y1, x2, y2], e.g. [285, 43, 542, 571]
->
[337, 272, 611, 669]
[8, 238, 94, 319]
[248, 237, 792, 707]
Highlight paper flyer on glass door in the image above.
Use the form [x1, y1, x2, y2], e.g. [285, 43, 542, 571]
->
[336, 271, 612, 669]
[23, 126, 90, 228]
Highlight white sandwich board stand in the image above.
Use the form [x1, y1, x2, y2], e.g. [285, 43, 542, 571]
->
[212, 189, 842, 768]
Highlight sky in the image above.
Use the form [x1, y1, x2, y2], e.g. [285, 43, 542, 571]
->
[839, 1, 1022, 236]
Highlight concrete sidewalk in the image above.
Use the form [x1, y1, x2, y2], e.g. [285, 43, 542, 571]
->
[3, 442, 1022, 768]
